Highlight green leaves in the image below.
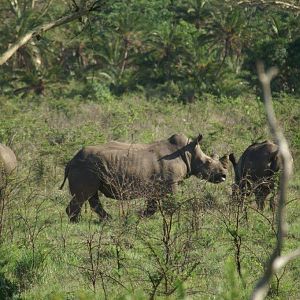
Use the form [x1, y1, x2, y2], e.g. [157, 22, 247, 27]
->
[2, 0, 300, 98]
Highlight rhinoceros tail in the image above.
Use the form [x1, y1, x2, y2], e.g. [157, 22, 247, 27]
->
[59, 162, 70, 190]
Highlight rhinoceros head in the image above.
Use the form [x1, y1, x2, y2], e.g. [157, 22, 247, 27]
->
[189, 134, 229, 183]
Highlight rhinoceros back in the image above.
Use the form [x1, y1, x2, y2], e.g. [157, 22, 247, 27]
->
[81, 141, 179, 182]
[238, 141, 279, 181]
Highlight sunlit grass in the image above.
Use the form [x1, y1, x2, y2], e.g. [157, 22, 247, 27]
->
[0, 92, 299, 299]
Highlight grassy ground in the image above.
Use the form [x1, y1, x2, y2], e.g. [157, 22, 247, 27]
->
[0, 92, 299, 299]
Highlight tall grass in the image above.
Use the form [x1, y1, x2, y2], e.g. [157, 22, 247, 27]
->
[0, 92, 299, 299]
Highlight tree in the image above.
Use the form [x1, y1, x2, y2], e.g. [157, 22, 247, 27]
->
[0, 0, 105, 66]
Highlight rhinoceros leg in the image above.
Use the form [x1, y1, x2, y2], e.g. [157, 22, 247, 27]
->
[142, 198, 158, 217]
[66, 189, 94, 222]
[141, 183, 176, 217]
[254, 180, 274, 211]
[254, 188, 268, 210]
[88, 193, 111, 220]
[268, 180, 276, 211]
[66, 195, 83, 222]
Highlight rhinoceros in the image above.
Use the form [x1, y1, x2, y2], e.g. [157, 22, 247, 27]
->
[60, 134, 229, 222]
[229, 140, 281, 210]
[0, 143, 17, 191]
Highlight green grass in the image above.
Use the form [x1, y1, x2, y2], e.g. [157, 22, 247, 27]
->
[0, 92, 299, 299]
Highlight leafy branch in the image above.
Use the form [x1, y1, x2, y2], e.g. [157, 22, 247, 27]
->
[0, 1, 105, 66]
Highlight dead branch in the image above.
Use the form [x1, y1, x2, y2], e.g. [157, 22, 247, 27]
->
[237, 0, 300, 12]
[250, 62, 297, 300]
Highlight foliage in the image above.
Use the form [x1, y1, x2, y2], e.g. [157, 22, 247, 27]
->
[1, 1, 300, 99]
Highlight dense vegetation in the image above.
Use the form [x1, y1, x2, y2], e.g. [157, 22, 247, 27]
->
[2, 0, 300, 99]
[1, 0, 300, 299]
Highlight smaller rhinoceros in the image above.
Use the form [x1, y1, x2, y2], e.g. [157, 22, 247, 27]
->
[229, 140, 281, 210]
[0, 143, 17, 191]
[60, 133, 230, 222]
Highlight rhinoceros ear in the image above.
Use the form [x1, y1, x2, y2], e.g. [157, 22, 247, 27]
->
[191, 134, 203, 149]
[220, 154, 230, 168]
[196, 134, 203, 144]
[229, 153, 237, 166]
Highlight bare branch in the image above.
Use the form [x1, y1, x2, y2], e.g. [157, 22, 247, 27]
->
[237, 0, 300, 12]
[273, 248, 300, 271]
[250, 62, 295, 300]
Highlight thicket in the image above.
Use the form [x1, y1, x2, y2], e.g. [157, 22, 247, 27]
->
[2, 0, 300, 100]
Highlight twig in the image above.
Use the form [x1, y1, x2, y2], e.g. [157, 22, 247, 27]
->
[273, 248, 300, 271]
[237, 0, 300, 12]
[250, 62, 296, 300]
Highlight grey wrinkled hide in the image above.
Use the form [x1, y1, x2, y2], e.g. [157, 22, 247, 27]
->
[229, 140, 281, 210]
[0, 144, 17, 189]
[61, 134, 229, 222]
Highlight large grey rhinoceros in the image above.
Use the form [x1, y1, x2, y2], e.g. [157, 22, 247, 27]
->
[0, 143, 17, 190]
[60, 133, 229, 222]
[229, 140, 281, 210]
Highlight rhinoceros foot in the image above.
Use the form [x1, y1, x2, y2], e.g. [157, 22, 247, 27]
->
[99, 212, 112, 222]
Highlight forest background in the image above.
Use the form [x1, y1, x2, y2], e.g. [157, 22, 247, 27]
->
[2, 0, 300, 99]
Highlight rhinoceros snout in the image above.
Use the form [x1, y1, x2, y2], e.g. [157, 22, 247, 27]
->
[214, 173, 227, 183]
